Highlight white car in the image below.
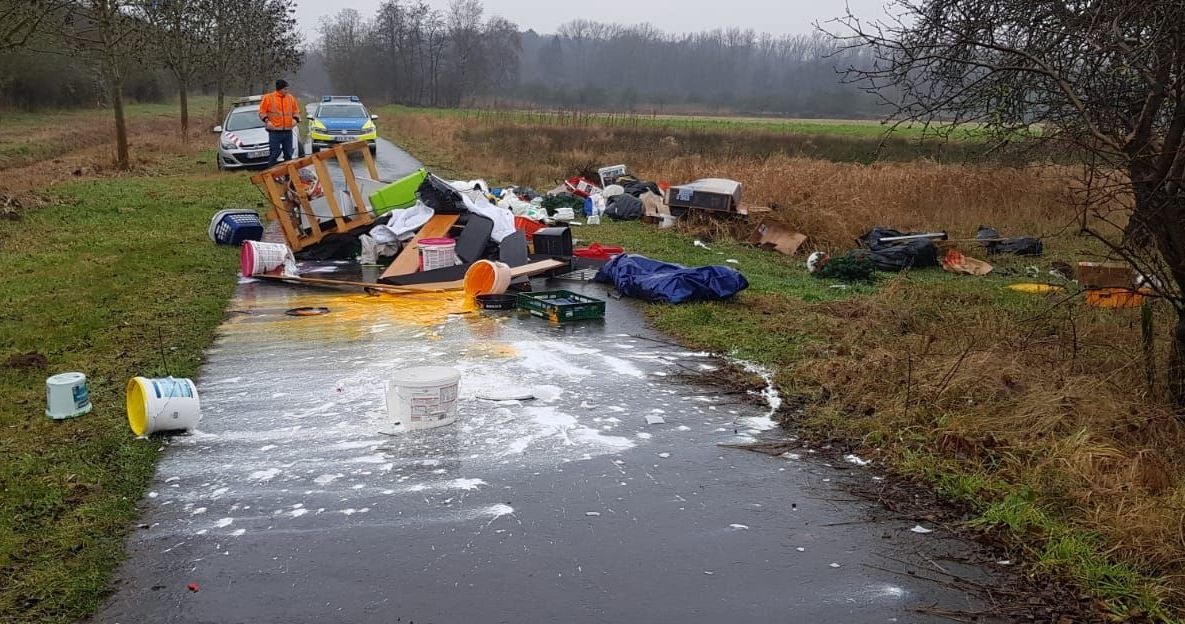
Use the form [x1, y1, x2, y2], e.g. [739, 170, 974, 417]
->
[213, 96, 304, 170]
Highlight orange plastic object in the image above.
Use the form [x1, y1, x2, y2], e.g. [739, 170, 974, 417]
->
[463, 260, 512, 298]
[514, 216, 544, 242]
[1085, 288, 1148, 309]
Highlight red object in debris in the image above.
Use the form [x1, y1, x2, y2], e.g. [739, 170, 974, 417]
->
[573, 242, 625, 262]
[564, 176, 601, 198]
[514, 216, 544, 242]
[187, 582, 200, 592]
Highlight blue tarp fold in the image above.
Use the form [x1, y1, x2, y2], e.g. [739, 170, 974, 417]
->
[594, 254, 749, 304]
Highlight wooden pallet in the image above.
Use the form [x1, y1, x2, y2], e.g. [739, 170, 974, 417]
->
[249, 141, 380, 253]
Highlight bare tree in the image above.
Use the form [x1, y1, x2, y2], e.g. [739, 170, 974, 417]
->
[829, 1, 1185, 408]
[138, 0, 210, 141]
[319, 9, 370, 95]
[0, 0, 71, 51]
[52, 0, 144, 170]
[205, 0, 299, 121]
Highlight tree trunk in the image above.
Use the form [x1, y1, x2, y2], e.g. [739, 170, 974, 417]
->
[1145, 189, 1185, 412]
[216, 78, 225, 123]
[112, 79, 129, 170]
[1170, 314, 1185, 412]
[179, 84, 189, 143]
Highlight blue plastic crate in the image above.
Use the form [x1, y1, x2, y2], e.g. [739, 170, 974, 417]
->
[209, 209, 264, 245]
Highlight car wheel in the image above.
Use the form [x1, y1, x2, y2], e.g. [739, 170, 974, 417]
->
[369, 144, 377, 155]
[311, 145, 320, 154]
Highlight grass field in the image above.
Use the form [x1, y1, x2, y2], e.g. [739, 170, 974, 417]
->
[0, 100, 259, 622]
[383, 107, 1185, 621]
[378, 104, 987, 140]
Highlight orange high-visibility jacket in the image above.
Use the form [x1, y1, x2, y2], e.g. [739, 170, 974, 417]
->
[259, 91, 299, 131]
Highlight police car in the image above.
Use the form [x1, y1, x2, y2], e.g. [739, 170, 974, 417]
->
[213, 95, 304, 170]
[308, 95, 378, 154]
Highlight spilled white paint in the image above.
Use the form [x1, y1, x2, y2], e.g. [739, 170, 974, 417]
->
[313, 474, 342, 486]
[729, 524, 750, 530]
[449, 478, 486, 491]
[214, 518, 234, 528]
[249, 468, 281, 481]
[845, 454, 872, 467]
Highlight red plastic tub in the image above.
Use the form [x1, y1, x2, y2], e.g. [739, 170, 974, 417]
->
[573, 242, 624, 262]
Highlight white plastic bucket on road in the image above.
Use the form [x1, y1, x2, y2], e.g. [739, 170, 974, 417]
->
[45, 372, 92, 420]
[126, 376, 201, 436]
[240, 240, 295, 277]
[418, 237, 457, 271]
[386, 366, 461, 430]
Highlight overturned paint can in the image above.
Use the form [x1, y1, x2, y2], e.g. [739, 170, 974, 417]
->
[240, 240, 295, 277]
[45, 372, 92, 420]
[386, 366, 461, 430]
[126, 376, 201, 436]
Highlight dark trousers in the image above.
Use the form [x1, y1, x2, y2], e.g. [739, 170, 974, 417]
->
[267, 130, 293, 166]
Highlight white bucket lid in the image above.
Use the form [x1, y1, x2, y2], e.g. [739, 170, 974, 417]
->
[47, 372, 86, 385]
[392, 366, 461, 388]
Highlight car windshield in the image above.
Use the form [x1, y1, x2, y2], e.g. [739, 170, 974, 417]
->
[225, 109, 264, 132]
[317, 103, 367, 119]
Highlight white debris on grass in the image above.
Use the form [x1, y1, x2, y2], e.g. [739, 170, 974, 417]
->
[910, 525, 934, 534]
[844, 454, 872, 467]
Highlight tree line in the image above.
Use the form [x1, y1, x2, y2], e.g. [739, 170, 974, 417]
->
[0, 0, 302, 169]
[311, 1, 879, 117]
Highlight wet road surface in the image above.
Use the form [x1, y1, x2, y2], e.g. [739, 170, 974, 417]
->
[92, 143, 992, 623]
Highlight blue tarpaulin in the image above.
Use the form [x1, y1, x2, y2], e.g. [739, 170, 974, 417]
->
[593, 254, 749, 304]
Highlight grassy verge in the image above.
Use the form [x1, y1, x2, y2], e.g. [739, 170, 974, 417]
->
[378, 104, 987, 141]
[385, 109, 1185, 619]
[582, 222, 1177, 620]
[0, 160, 256, 621]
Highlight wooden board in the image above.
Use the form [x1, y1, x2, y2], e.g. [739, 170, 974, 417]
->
[380, 213, 460, 280]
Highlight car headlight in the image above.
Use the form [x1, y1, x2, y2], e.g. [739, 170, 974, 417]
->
[220, 139, 236, 150]
[362, 121, 375, 131]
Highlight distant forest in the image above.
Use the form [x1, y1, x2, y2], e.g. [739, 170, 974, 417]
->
[307, 1, 882, 118]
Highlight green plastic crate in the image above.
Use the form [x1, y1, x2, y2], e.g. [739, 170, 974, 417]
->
[369, 167, 427, 216]
[516, 290, 606, 322]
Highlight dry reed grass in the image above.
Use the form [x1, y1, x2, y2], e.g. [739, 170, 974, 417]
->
[391, 110, 1185, 608]
[0, 110, 209, 195]
[390, 113, 1070, 248]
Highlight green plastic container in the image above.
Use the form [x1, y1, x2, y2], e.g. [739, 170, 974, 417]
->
[516, 290, 606, 323]
[369, 167, 427, 215]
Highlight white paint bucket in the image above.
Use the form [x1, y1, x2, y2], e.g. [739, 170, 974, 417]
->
[418, 237, 457, 271]
[126, 376, 201, 436]
[45, 372, 92, 420]
[386, 366, 461, 430]
[240, 240, 295, 277]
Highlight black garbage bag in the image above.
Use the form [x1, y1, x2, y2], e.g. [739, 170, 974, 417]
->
[621, 179, 661, 198]
[416, 173, 466, 214]
[857, 226, 939, 271]
[605, 194, 644, 220]
[977, 226, 1043, 256]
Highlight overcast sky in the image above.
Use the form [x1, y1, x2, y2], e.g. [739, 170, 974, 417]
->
[295, 0, 890, 42]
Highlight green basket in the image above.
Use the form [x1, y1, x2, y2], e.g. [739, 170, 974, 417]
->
[369, 167, 427, 216]
[516, 290, 606, 322]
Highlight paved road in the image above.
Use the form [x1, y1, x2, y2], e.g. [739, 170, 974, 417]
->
[93, 142, 990, 623]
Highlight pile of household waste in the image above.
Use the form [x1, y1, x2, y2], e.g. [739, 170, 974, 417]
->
[213, 147, 752, 311]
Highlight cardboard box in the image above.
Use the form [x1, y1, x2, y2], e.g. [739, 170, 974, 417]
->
[598, 165, 628, 187]
[1077, 262, 1135, 289]
[664, 178, 742, 212]
[748, 221, 807, 256]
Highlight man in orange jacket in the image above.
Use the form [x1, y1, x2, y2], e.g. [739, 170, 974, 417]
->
[259, 79, 300, 166]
